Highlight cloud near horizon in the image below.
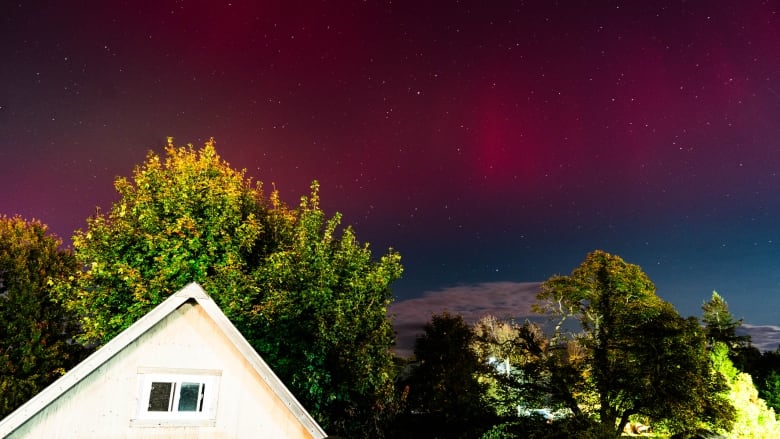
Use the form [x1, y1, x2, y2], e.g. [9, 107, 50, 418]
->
[388, 283, 780, 358]
[389, 281, 542, 357]
[739, 324, 780, 353]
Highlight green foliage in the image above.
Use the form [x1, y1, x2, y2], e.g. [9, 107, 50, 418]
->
[478, 415, 616, 439]
[760, 370, 780, 413]
[473, 315, 590, 420]
[711, 343, 780, 438]
[56, 139, 402, 436]
[646, 315, 735, 436]
[58, 139, 268, 343]
[534, 250, 735, 436]
[472, 316, 533, 417]
[0, 215, 88, 419]
[702, 291, 749, 350]
[396, 312, 496, 438]
[250, 182, 403, 436]
[479, 421, 523, 439]
[728, 346, 780, 414]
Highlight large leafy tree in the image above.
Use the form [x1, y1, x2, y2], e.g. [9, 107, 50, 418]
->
[0, 216, 87, 419]
[534, 250, 734, 436]
[250, 184, 402, 436]
[58, 139, 269, 343]
[56, 139, 402, 436]
[396, 312, 494, 438]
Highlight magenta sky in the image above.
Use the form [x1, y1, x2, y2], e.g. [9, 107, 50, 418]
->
[3, 1, 780, 347]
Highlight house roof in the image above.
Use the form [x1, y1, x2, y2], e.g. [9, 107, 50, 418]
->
[0, 282, 327, 438]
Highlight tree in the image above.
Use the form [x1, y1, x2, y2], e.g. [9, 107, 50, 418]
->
[397, 312, 494, 438]
[56, 139, 402, 436]
[701, 291, 763, 387]
[702, 291, 750, 350]
[473, 315, 522, 379]
[760, 370, 780, 413]
[472, 315, 526, 417]
[57, 139, 269, 344]
[250, 183, 403, 436]
[711, 343, 780, 438]
[0, 216, 87, 418]
[472, 315, 588, 422]
[720, 348, 780, 420]
[534, 250, 734, 436]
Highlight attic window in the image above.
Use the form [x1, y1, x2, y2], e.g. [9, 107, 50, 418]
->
[148, 381, 205, 412]
[131, 368, 221, 427]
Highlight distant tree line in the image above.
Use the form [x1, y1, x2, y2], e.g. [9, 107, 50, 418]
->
[3, 141, 780, 438]
[391, 254, 780, 439]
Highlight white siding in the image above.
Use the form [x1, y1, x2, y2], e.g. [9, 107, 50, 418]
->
[7, 302, 316, 439]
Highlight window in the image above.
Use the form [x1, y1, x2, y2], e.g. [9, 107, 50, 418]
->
[147, 380, 206, 412]
[131, 368, 221, 427]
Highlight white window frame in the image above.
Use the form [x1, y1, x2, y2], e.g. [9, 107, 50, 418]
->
[131, 367, 221, 427]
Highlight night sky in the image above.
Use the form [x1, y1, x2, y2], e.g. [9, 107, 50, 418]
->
[3, 1, 780, 353]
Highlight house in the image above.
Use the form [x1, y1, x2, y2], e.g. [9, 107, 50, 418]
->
[0, 282, 328, 438]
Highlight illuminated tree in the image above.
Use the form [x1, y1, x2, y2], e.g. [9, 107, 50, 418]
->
[701, 290, 765, 388]
[250, 184, 403, 436]
[472, 315, 525, 416]
[0, 216, 86, 418]
[702, 291, 750, 349]
[535, 250, 734, 436]
[58, 139, 269, 343]
[711, 343, 780, 438]
[473, 315, 522, 377]
[56, 139, 402, 436]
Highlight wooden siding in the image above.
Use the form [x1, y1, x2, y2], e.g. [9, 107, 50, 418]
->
[7, 302, 317, 439]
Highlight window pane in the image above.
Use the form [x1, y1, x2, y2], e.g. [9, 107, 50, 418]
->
[148, 382, 174, 411]
[178, 382, 203, 412]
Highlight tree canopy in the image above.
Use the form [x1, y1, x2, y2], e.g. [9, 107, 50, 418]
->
[0, 215, 86, 418]
[396, 312, 494, 438]
[58, 138, 271, 343]
[702, 291, 750, 350]
[711, 343, 780, 438]
[534, 250, 734, 436]
[9, 137, 767, 437]
[249, 183, 403, 435]
[56, 139, 402, 436]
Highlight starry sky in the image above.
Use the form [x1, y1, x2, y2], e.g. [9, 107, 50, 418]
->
[3, 1, 780, 352]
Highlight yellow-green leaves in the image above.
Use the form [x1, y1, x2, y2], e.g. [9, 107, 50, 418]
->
[56, 139, 402, 436]
[535, 250, 734, 436]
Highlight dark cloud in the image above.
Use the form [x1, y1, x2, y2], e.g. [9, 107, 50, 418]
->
[740, 324, 780, 352]
[390, 284, 780, 358]
[389, 282, 541, 357]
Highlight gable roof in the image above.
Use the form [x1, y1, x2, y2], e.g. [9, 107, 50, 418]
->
[0, 282, 327, 438]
